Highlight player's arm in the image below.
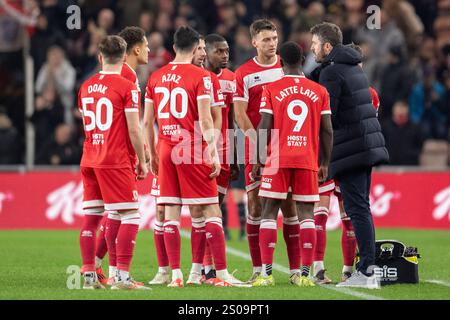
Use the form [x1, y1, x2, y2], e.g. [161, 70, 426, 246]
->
[228, 102, 239, 180]
[210, 106, 222, 144]
[233, 70, 256, 142]
[142, 99, 158, 175]
[198, 97, 221, 178]
[125, 106, 147, 180]
[234, 100, 256, 142]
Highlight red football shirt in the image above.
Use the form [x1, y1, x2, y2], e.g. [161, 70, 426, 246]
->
[145, 62, 212, 146]
[209, 70, 225, 108]
[217, 68, 235, 163]
[234, 56, 284, 129]
[260, 75, 331, 171]
[78, 71, 140, 168]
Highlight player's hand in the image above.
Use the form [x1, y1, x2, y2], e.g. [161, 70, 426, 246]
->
[318, 165, 328, 185]
[230, 164, 240, 181]
[136, 161, 149, 180]
[149, 154, 159, 176]
[209, 161, 221, 179]
[250, 163, 262, 182]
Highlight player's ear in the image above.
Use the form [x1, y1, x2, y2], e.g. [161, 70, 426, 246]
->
[251, 38, 257, 48]
[134, 45, 140, 57]
[301, 54, 305, 65]
[98, 53, 103, 65]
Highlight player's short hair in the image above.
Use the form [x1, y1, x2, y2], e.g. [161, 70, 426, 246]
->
[310, 22, 343, 47]
[205, 33, 226, 46]
[98, 35, 127, 64]
[173, 26, 200, 52]
[279, 41, 304, 66]
[250, 19, 277, 38]
[118, 26, 146, 54]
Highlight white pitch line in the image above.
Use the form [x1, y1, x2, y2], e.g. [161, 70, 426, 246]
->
[180, 230, 384, 300]
[424, 280, 450, 287]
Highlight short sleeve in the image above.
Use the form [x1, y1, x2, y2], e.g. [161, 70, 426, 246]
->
[259, 86, 273, 114]
[145, 75, 154, 103]
[124, 82, 140, 113]
[321, 88, 332, 115]
[196, 71, 212, 102]
[233, 68, 248, 102]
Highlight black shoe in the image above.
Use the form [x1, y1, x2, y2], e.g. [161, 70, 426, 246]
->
[205, 269, 216, 280]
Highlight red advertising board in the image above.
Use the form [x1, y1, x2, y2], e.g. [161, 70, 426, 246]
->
[0, 171, 449, 230]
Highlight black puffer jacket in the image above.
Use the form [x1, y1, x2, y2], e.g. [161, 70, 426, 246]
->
[311, 45, 389, 178]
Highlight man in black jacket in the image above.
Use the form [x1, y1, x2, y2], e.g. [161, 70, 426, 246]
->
[310, 22, 389, 289]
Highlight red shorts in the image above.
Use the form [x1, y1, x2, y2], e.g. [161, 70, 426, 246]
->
[319, 179, 342, 200]
[150, 176, 160, 197]
[158, 141, 218, 205]
[81, 166, 139, 211]
[217, 164, 230, 195]
[258, 168, 319, 202]
[245, 162, 260, 192]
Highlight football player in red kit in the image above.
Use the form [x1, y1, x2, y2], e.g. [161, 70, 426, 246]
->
[185, 36, 226, 286]
[200, 33, 240, 284]
[234, 19, 299, 283]
[312, 43, 380, 284]
[78, 35, 148, 290]
[252, 41, 333, 287]
[143, 26, 245, 288]
[93, 26, 150, 286]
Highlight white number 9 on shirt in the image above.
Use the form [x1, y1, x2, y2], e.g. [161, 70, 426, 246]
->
[81, 97, 113, 131]
[155, 87, 188, 119]
[287, 99, 308, 132]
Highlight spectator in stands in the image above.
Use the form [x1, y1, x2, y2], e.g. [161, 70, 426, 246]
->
[0, 107, 21, 164]
[232, 25, 255, 68]
[442, 70, 450, 138]
[382, 100, 424, 165]
[30, 13, 65, 76]
[35, 45, 76, 124]
[138, 11, 154, 35]
[409, 65, 448, 140]
[96, 8, 116, 35]
[36, 123, 81, 165]
[379, 45, 416, 120]
[137, 31, 173, 89]
[31, 85, 64, 152]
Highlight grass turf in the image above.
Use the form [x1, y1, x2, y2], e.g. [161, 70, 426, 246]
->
[0, 229, 449, 300]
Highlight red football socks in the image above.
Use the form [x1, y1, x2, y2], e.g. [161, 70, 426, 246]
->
[80, 213, 103, 272]
[246, 216, 262, 269]
[164, 220, 181, 270]
[283, 217, 300, 271]
[205, 217, 227, 271]
[154, 220, 169, 267]
[116, 213, 140, 272]
[313, 207, 328, 262]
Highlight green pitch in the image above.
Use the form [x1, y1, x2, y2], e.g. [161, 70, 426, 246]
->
[0, 228, 449, 300]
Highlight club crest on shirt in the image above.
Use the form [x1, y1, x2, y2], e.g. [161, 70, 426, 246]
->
[203, 77, 212, 90]
[131, 90, 139, 104]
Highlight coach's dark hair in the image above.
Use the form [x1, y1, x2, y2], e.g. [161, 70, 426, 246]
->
[250, 19, 277, 38]
[279, 41, 304, 66]
[173, 26, 200, 52]
[98, 35, 127, 64]
[310, 22, 343, 47]
[118, 26, 146, 54]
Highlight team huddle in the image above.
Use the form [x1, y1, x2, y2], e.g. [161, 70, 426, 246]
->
[78, 19, 379, 290]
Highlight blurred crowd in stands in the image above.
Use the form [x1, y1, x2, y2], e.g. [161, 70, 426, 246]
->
[0, 0, 449, 167]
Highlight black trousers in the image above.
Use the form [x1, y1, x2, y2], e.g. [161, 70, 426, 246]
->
[338, 167, 375, 275]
